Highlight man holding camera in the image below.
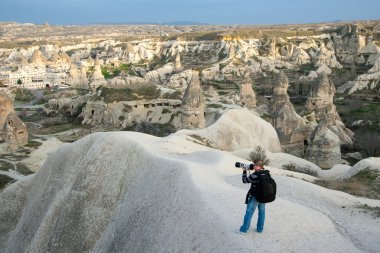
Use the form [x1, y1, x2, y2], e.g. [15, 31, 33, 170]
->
[236, 160, 266, 234]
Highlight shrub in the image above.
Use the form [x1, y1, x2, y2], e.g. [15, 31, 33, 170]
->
[0, 175, 15, 190]
[162, 90, 182, 99]
[249, 146, 270, 165]
[14, 88, 35, 102]
[282, 163, 318, 177]
[134, 84, 161, 99]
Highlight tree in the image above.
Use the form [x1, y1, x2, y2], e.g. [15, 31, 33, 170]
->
[17, 79, 22, 85]
[249, 146, 270, 165]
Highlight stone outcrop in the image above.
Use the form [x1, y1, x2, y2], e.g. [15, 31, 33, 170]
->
[81, 99, 183, 129]
[311, 43, 342, 69]
[3, 112, 28, 151]
[29, 49, 47, 66]
[0, 92, 14, 130]
[338, 56, 380, 94]
[239, 71, 256, 108]
[165, 69, 194, 90]
[358, 36, 380, 66]
[305, 72, 354, 147]
[270, 71, 306, 156]
[305, 110, 341, 169]
[175, 52, 182, 71]
[79, 64, 89, 89]
[182, 71, 205, 129]
[89, 56, 107, 90]
[67, 64, 81, 87]
[144, 63, 175, 84]
[51, 51, 71, 65]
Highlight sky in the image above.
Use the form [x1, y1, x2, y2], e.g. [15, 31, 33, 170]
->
[0, 0, 379, 25]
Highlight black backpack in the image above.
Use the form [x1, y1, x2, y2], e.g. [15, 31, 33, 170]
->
[251, 170, 276, 203]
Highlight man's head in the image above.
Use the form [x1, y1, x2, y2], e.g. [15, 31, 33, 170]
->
[253, 160, 264, 170]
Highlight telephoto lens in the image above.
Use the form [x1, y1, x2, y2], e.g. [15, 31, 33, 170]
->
[235, 162, 254, 170]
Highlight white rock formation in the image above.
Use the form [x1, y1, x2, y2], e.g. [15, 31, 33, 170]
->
[182, 71, 205, 129]
[177, 108, 281, 152]
[338, 56, 380, 94]
[89, 56, 107, 90]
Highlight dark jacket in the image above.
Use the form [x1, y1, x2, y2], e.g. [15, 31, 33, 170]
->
[242, 169, 261, 204]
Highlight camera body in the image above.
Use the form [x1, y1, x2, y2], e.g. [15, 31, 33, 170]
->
[235, 162, 254, 170]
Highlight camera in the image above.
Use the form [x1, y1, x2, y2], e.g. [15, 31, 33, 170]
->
[235, 162, 254, 170]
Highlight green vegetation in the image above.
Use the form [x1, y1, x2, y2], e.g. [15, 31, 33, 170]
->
[356, 204, 380, 218]
[96, 87, 135, 102]
[97, 84, 160, 103]
[0, 161, 14, 171]
[0, 175, 15, 190]
[161, 90, 182, 99]
[206, 103, 223, 109]
[162, 108, 171, 114]
[16, 163, 34, 175]
[298, 64, 315, 75]
[33, 123, 82, 135]
[189, 134, 213, 147]
[315, 168, 380, 200]
[282, 163, 318, 177]
[126, 121, 176, 137]
[25, 140, 43, 148]
[134, 84, 161, 99]
[14, 88, 35, 102]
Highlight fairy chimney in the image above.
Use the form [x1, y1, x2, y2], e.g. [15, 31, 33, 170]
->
[182, 71, 205, 129]
[270, 71, 306, 156]
[305, 110, 341, 169]
[240, 71, 256, 108]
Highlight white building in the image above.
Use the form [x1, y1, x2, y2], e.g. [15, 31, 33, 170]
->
[8, 66, 46, 90]
[45, 71, 67, 87]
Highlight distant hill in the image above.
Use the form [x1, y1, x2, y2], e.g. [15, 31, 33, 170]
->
[88, 21, 209, 26]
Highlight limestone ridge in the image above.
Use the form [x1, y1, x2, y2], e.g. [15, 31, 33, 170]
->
[239, 71, 256, 108]
[305, 72, 354, 147]
[182, 71, 205, 129]
[270, 71, 306, 156]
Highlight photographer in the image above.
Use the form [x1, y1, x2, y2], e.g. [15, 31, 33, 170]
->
[236, 159, 266, 234]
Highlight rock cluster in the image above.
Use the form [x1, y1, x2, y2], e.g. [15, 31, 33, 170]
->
[269, 71, 306, 156]
[305, 72, 354, 147]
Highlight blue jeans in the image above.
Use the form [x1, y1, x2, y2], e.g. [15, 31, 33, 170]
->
[240, 196, 265, 233]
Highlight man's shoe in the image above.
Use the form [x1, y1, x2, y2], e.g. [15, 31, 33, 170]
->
[236, 230, 248, 235]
